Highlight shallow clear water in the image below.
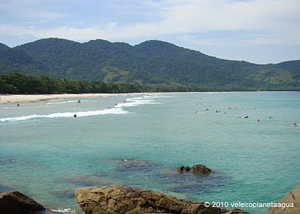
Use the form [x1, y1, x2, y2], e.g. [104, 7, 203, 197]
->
[0, 92, 299, 214]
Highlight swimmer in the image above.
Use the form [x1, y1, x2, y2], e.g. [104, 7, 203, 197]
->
[256, 119, 260, 122]
[78, 100, 81, 103]
[74, 114, 77, 118]
[292, 123, 297, 127]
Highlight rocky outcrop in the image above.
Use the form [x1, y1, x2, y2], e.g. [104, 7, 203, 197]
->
[268, 184, 300, 214]
[0, 191, 45, 214]
[75, 185, 249, 214]
[191, 164, 212, 174]
[177, 164, 212, 174]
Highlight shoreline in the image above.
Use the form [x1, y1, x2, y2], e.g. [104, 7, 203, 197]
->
[0, 91, 296, 104]
[0, 92, 201, 104]
[0, 93, 146, 104]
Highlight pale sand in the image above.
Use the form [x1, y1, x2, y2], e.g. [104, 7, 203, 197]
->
[0, 92, 203, 104]
[0, 93, 145, 104]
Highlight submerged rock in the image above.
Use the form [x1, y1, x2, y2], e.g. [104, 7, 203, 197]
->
[59, 174, 113, 186]
[268, 184, 300, 214]
[0, 191, 45, 214]
[75, 185, 249, 214]
[111, 157, 160, 172]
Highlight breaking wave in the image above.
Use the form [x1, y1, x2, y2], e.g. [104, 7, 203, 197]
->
[0, 108, 128, 122]
[0, 95, 162, 122]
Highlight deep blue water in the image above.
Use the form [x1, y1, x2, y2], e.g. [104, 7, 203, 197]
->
[0, 92, 299, 214]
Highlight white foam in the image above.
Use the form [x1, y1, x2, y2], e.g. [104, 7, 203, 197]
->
[0, 108, 128, 122]
[50, 208, 77, 214]
[0, 95, 162, 122]
[116, 97, 160, 108]
[47, 100, 78, 105]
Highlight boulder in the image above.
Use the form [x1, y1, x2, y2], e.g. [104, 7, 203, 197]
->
[0, 191, 45, 214]
[176, 164, 211, 174]
[268, 184, 300, 214]
[75, 185, 249, 214]
[191, 164, 212, 174]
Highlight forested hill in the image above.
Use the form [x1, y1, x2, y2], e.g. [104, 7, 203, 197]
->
[0, 38, 300, 90]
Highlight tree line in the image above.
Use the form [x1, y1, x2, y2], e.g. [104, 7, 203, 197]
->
[0, 73, 146, 94]
[0, 73, 297, 95]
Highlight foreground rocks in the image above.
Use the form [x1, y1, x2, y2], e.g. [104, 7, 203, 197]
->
[0, 191, 45, 214]
[177, 164, 212, 174]
[268, 184, 300, 214]
[75, 185, 249, 214]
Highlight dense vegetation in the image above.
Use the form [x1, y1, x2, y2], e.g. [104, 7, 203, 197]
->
[1, 73, 297, 95]
[0, 73, 146, 94]
[0, 38, 299, 91]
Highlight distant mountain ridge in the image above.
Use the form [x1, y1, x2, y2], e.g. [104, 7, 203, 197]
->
[0, 38, 299, 90]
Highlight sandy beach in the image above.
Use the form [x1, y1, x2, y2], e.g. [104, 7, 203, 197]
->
[0, 92, 201, 104]
[0, 93, 144, 104]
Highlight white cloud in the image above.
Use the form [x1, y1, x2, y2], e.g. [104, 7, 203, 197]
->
[0, 0, 299, 46]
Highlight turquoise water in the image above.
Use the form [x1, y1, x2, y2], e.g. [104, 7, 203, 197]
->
[0, 92, 299, 214]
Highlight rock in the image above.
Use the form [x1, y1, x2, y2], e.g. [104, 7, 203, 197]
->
[75, 185, 249, 214]
[268, 184, 300, 214]
[177, 165, 185, 173]
[176, 164, 210, 174]
[0, 191, 45, 214]
[191, 164, 212, 174]
[185, 166, 191, 171]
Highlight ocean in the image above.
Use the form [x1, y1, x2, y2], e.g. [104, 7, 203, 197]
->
[0, 92, 299, 214]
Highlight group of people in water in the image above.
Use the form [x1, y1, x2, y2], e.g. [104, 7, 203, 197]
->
[196, 103, 298, 127]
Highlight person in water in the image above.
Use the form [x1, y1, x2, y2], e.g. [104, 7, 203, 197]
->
[74, 114, 77, 118]
[257, 119, 260, 122]
[292, 123, 297, 127]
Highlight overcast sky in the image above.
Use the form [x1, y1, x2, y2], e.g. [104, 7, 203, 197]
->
[0, 0, 299, 64]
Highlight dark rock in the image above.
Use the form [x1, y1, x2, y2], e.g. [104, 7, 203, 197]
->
[177, 165, 185, 173]
[185, 166, 191, 171]
[176, 164, 212, 174]
[75, 185, 249, 214]
[268, 184, 300, 214]
[191, 164, 212, 174]
[0, 191, 45, 214]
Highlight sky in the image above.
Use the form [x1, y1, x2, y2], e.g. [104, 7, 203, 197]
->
[0, 0, 299, 64]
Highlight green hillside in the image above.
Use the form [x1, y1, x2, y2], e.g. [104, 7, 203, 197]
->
[0, 38, 299, 90]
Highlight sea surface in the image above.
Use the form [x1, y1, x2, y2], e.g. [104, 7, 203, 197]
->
[0, 92, 299, 214]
